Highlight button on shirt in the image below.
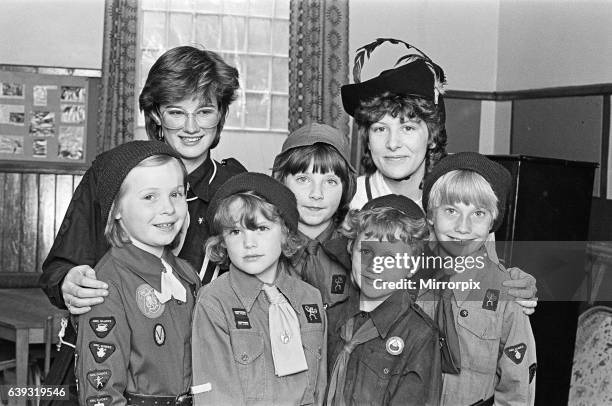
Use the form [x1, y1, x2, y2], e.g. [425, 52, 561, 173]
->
[192, 265, 327, 405]
[414, 249, 536, 406]
[327, 287, 442, 406]
[76, 243, 200, 405]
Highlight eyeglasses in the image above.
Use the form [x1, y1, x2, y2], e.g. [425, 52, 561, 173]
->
[160, 107, 220, 130]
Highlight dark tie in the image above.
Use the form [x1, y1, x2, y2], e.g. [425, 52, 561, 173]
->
[436, 283, 461, 374]
[326, 316, 379, 406]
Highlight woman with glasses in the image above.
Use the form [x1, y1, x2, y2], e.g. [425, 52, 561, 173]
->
[39, 46, 245, 404]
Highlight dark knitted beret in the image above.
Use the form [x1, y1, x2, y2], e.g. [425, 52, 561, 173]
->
[362, 194, 425, 221]
[207, 172, 299, 233]
[280, 122, 356, 172]
[422, 152, 512, 232]
[94, 141, 181, 224]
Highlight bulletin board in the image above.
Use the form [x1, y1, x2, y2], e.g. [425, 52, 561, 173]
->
[0, 70, 98, 169]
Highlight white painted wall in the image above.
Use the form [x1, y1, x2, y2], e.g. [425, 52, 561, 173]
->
[0, 0, 105, 70]
[349, 0, 501, 91]
[497, 0, 612, 91]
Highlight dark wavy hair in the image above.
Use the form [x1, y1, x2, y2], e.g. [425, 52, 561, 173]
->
[354, 92, 447, 181]
[272, 143, 356, 224]
[139, 46, 240, 149]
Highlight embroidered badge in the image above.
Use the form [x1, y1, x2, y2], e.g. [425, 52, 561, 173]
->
[86, 395, 111, 406]
[89, 317, 116, 339]
[529, 363, 537, 383]
[386, 336, 404, 355]
[232, 308, 251, 329]
[87, 369, 111, 390]
[482, 289, 500, 311]
[504, 343, 527, 364]
[302, 304, 322, 323]
[136, 284, 165, 319]
[89, 342, 116, 363]
[331, 274, 347, 294]
[154, 324, 166, 346]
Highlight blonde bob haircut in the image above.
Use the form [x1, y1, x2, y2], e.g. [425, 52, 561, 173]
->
[104, 155, 187, 248]
[426, 169, 499, 221]
[205, 191, 302, 267]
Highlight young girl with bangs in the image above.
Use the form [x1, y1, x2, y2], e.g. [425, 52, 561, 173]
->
[272, 123, 356, 309]
[191, 173, 327, 405]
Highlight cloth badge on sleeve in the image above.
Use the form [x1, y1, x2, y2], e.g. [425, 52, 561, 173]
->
[232, 308, 251, 329]
[89, 342, 116, 363]
[482, 289, 500, 311]
[302, 304, 322, 323]
[529, 363, 537, 383]
[154, 324, 166, 346]
[86, 395, 111, 406]
[89, 317, 116, 339]
[386, 336, 404, 355]
[331, 274, 347, 294]
[136, 284, 165, 319]
[87, 369, 111, 390]
[504, 343, 527, 364]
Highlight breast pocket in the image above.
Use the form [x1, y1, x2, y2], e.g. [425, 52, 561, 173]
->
[230, 329, 266, 401]
[456, 307, 500, 374]
[351, 347, 399, 405]
[300, 326, 323, 405]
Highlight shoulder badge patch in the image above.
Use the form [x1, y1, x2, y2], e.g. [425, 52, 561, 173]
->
[482, 289, 500, 311]
[136, 284, 165, 318]
[302, 304, 322, 323]
[331, 274, 347, 294]
[86, 395, 111, 406]
[232, 308, 251, 329]
[504, 343, 527, 364]
[87, 369, 111, 391]
[529, 363, 537, 383]
[89, 317, 116, 338]
[386, 336, 404, 355]
[154, 324, 166, 346]
[89, 342, 116, 363]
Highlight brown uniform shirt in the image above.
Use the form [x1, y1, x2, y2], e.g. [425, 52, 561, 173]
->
[327, 288, 442, 406]
[76, 243, 200, 406]
[192, 264, 327, 405]
[416, 249, 536, 405]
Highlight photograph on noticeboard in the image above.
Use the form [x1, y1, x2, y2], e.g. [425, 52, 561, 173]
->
[58, 126, 84, 160]
[33, 85, 58, 107]
[60, 86, 86, 103]
[32, 138, 48, 158]
[29, 111, 56, 137]
[61, 104, 86, 124]
[0, 82, 25, 98]
[0, 104, 25, 125]
[0, 135, 24, 155]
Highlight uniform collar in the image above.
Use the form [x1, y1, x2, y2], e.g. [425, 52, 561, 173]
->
[186, 155, 215, 202]
[110, 243, 197, 291]
[291, 222, 338, 266]
[450, 245, 491, 306]
[337, 287, 412, 339]
[229, 262, 299, 312]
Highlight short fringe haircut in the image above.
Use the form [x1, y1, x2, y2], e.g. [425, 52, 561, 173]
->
[104, 155, 188, 248]
[354, 92, 447, 180]
[341, 206, 429, 255]
[205, 192, 302, 267]
[272, 143, 356, 223]
[426, 170, 499, 221]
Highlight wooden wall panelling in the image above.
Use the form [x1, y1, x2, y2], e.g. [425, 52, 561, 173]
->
[73, 174, 83, 192]
[38, 174, 56, 273]
[21, 173, 39, 273]
[2, 173, 22, 273]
